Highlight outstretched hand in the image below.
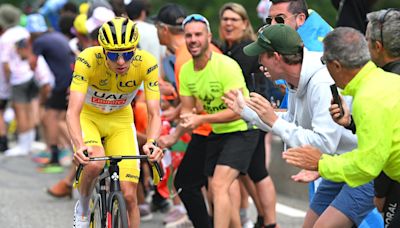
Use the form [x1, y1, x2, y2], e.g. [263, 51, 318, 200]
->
[247, 92, 278, 126]
[222, 89, 246, 114]
[291, 169, 320, 183]
[282, 145, 322, 171]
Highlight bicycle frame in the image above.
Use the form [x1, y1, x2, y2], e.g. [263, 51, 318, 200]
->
[75, 154, 164, 228]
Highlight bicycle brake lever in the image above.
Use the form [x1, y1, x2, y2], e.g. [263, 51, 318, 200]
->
[75, 150, 89, 184]
[149, 143, 164, 181]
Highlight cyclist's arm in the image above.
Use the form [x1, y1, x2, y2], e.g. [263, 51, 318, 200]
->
[145, 99, 161, 141]
[66, 90, 86, 150]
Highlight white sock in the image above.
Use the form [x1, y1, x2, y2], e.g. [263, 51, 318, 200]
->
[77, 195, 91, 217]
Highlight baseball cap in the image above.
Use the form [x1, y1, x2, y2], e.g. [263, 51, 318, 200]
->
[0, 4, 21, 29]
[26, 14, 48, 33]
[244, 24, 303, 56]
[72, 14, 88, 35]
[125, 0, 151, 20]
[86, 7, 115, 34]
[154, 3, 187, 26]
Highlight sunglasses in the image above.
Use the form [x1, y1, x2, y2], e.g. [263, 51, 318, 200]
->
[182, 14, 211, 31]
[265, 14, 298, 25]
[257, 24, 275, 51]
[106, 51, 135, 62]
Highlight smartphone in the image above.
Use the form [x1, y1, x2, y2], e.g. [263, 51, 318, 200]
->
[330, 84, 344, 118]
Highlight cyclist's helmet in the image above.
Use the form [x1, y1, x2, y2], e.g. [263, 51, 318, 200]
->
[98, 17, 139, 51]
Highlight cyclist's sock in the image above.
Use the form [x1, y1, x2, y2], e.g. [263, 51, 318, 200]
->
[49, 145, 60, 164]
[77, 195, 91, 217]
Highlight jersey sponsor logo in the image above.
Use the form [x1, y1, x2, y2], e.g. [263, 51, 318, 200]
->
[99, 79, 109, 86]
[119, 80, 138, 88]
[84, 140, 98, 144]
[133, 55, 142, 62]
[203, 103, 226, 113]
[91, 97, 127, 105]
[199, 93, 214, 105]
[95, 53, 102, 59]
[72, 73, 88, 84]
[146, 64, 158, 74]
[92, 91, 128, 105]
[95, 53, 104, 65]
[76, 57, 91, 68]
[125, 174, 139, 180]
[146, 80, 159, 92]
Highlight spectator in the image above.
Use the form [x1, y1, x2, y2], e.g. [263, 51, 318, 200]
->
[25, 13, 74, 172]
[223, 24, 375, 227]
[219, 3, 278, 227]
[282, 26, 400, 228]
[0, 4, 38, 156]
[179, 14, 260, 228]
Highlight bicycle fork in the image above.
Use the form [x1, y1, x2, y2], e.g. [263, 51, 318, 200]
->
[106, 161, 122, 228]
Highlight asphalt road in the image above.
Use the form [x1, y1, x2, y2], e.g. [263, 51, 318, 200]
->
[0, 153, 307, 228]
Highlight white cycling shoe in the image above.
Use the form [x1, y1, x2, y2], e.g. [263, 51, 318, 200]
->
[73, 201, 90, 228]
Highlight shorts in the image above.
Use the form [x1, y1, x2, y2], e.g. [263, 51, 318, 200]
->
[11, 78, 39, 103]
[204, 129, 259, 177]
[45, 89, 68, 110]
[247, 130, 269, 182]
[0, 99, 8, 110]
[80, 107, 140, 183]
[310, 179, 375, 226]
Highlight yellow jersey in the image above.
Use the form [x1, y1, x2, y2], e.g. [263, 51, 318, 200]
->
[70, 46, 160, 114]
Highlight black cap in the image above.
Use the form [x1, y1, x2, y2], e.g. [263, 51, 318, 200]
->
[125, 0, 151, 20]
[154, 3, 187, 26]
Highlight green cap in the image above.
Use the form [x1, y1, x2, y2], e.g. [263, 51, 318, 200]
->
[244, 24, 303, 56]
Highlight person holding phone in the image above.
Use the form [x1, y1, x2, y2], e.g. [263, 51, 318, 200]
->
[223, 24, 375, 227]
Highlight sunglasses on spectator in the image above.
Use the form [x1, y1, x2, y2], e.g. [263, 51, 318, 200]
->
[182, 14, 211, 31]
[265, 14, 298, 25]
[257, 24, 275, 51]
[106, 50, 135, 62]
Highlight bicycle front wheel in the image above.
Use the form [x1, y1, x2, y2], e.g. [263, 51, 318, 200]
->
[109, 192, 128, 228]
[90, 193, 103, 228]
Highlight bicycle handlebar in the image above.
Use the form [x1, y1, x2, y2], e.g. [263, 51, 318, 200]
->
[74, 151, 164, 184]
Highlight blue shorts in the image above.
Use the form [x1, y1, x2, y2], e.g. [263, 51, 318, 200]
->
[310, 179, 375, 226]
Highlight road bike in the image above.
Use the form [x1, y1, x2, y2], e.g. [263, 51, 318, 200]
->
[75, 152, 164, 228]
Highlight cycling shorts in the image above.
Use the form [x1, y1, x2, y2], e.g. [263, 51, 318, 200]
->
[80, 106, 140, 183]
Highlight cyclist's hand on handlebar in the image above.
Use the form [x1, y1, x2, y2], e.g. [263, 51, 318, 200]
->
[143, 142, 163, 163]
[73, 146, 90, 166]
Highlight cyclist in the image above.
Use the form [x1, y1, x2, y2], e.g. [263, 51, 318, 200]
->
[68, 17, 163, 228]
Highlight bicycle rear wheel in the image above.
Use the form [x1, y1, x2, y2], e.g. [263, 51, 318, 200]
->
[90, 193, 103, 228]
[109, 192, 128, 228]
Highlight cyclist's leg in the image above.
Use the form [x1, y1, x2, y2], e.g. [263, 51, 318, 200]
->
[120, 182, 139, 227]
[105, 113, 140, 227]
[77, 113, 106, 217]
